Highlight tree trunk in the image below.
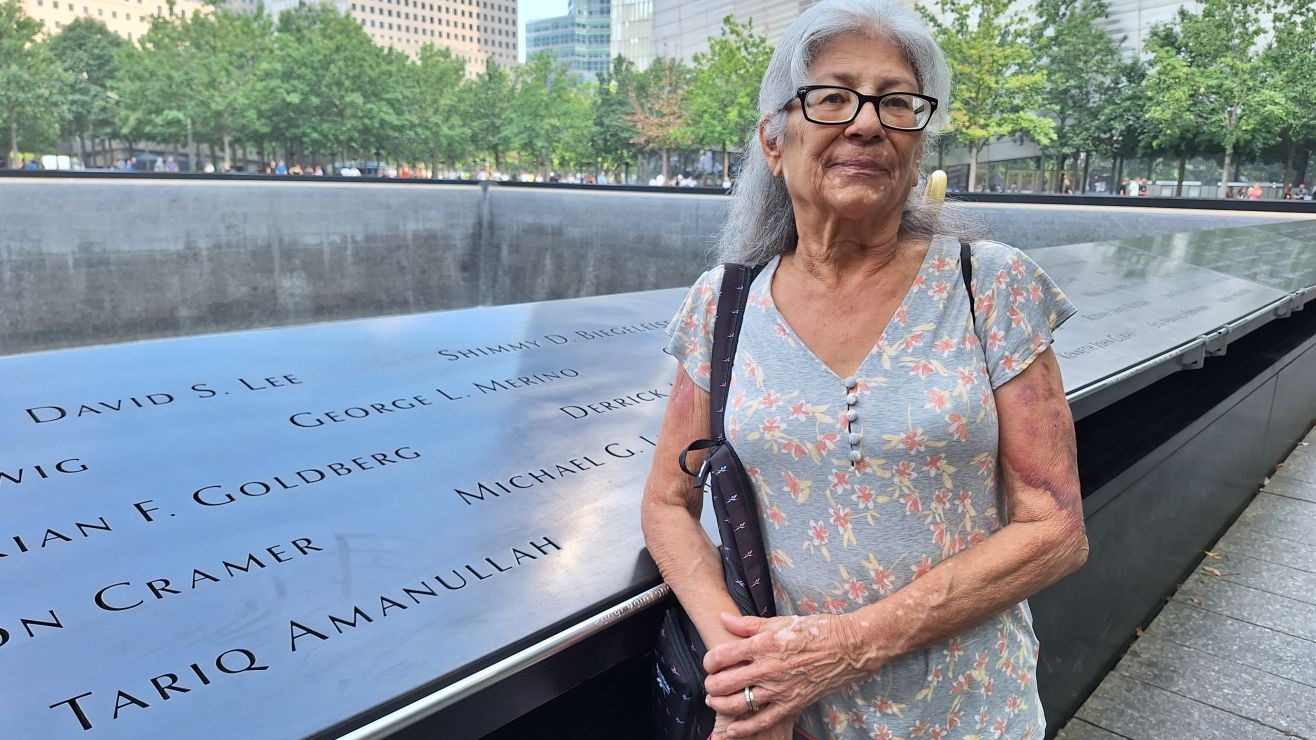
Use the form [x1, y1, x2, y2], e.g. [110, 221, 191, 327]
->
[1081, 152, 1091, 193]
[223, 133, 233, 171]
[1175, 152, 1186, 197]
[1297, 147, 1310, 186]
[1055, 153, 1066, 192]
[77, 131, 88, 168]
[185, 117, 195, 172]
[1221, 143, 1234, 191]
[722, 145, 729, 181]
[1115, 155, 1124, 186]
[661, 147, 670, 180]
[9, 120, 17, 164]
[968, 141, 980, 192]
[1283, 137, 1296, 187]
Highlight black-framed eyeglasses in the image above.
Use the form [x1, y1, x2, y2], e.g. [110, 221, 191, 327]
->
[793, 86, 938, 130]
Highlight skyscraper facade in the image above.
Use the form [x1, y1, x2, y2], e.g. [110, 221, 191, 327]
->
[526, 0, 612, 79]
[649, 0, 820, 64]
[262, 0, 518, 74]
[16, 0, 206, 41]
[609, 0, 652, 69]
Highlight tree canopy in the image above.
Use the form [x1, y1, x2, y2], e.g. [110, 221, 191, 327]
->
[5, 0, 1313, 189]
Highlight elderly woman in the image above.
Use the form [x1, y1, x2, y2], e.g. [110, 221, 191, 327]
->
[640, 1, 1089, 739]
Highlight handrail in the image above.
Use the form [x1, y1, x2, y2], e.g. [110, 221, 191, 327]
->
[336, 584, 673, 739]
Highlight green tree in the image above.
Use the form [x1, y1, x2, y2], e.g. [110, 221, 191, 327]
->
[186, 7, 276, 170]
[270, 3, 399, 164]
[112, 14, 197, 157]
[687, 16, 773, 180]
[590, 55, 640, 180]
[628, 57, 692, 180]
[1144, 0, 1279, 186]
[462, 57, 514, 172]
[922, 0, 1055, 191]
[48, 18, 125, 167]
[1030, 0, 1122, 191]
[0, 2, 69, 162]
[1089, 58, 1150, 188]
[1142, 24, 1218, 193]
[405, 44, 469, 173]
[509, 51, 590, 178]
[1263, 0, 1316, 185]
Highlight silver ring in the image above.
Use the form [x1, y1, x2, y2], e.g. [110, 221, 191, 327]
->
[744, 685, 759, 713]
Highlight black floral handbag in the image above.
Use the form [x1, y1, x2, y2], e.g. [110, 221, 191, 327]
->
[652, 263, 776, 740]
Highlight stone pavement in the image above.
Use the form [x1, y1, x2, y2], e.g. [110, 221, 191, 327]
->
[1058, 427, 1316, 740]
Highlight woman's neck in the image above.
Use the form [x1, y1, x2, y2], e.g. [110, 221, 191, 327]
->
[788, 220, 907, 288]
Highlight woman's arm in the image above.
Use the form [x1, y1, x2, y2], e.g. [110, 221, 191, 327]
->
[641, 366, 747, 651]
[703, 348, 1088, 736]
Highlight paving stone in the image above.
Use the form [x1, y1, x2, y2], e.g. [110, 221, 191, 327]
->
[1116, 635, 1316, 739]
[1263, 475, 1316, 504]
[1075, 672, 1295, 740]
[1272, 446, 1316, 485]
[1148, 601, 1316, 687]
[1207, 553, 1316, 608]
[1055, 717, 1130, 740]
[1175, 572, 1316, 640]
[1215, 520, 1316, 573]
[1234, 493, 1316, 546]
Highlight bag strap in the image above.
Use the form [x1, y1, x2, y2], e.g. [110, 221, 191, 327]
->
[709, 262, 765, 441]
[960, 239, 976, 325]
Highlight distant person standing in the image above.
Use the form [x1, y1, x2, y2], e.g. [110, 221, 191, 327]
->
[1061, 176, 1073, 194]
[1297, 183, 1309, 200]
[165, 156, 178, 173]
[1136, 177, 1149, 196]
[1247, 183, 1263, 200]
[1120, 176, 1131, 195]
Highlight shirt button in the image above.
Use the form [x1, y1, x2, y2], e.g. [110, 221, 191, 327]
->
[849, 450, 862, 462]
[846, 393, 858, 406]
[848, 432, 861, 445]
[846, 409, 858, 422]
[844, 376, 857, 389]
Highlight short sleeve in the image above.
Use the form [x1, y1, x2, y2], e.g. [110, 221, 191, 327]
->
[969, 241, 1077, 388]
[664, 265, 725, 393]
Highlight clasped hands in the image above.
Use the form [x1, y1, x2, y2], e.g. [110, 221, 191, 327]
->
[703, 611, 874, 738]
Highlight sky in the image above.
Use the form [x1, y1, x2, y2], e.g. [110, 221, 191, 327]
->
[518, 0, 569, 62]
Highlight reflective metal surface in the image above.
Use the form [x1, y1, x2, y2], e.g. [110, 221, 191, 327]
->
[1031, 240, 1290, 394]
[1, 224, 1312, 739]
[0, 295, 688, 738]
[1121, 220, 1316, 296]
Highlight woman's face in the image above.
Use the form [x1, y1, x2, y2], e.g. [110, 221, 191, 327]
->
[762, 32, 926, 224]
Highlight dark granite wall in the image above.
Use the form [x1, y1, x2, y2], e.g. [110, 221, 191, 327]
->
[0, 178, 1296, 355]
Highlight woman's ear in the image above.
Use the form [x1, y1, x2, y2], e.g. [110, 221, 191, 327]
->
[759, 115, 783, 177]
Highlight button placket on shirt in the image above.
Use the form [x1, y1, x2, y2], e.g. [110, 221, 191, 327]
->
[844, 376, 862, 464]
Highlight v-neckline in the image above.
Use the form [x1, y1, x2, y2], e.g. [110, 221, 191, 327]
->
[761, 237, 942, 381]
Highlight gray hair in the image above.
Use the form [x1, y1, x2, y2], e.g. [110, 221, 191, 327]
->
[716, 0, 981, 265]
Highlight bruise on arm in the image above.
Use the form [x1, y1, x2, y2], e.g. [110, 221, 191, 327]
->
[644, 367, 712, 516]
[994, 348, 1084, 536]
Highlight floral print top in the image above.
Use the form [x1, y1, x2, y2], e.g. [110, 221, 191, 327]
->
[665, 236, 1076, 740]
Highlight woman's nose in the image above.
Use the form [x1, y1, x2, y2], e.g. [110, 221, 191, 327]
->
[846, 100, 887, 138]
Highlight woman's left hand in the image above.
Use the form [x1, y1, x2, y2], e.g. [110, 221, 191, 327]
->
[703, 612, 877, 735]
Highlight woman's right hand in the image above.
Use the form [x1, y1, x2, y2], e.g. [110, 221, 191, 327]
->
[711, 712, 797, 740]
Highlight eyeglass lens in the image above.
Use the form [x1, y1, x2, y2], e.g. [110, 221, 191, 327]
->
[802, 88, 931, 129]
